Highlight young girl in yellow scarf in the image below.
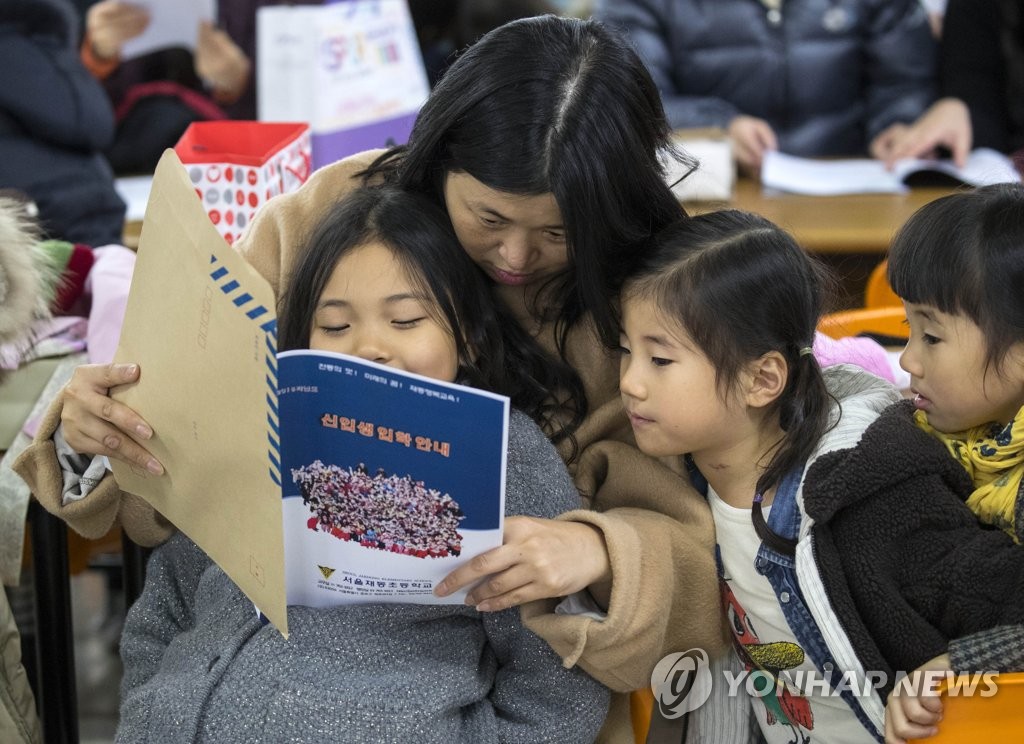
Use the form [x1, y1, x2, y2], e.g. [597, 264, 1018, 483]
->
[884, 182, 1024, 744]
[888, 182, 1024, 544]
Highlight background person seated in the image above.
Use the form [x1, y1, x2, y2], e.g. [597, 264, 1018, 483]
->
[874, 0, 1024, 174]
[72, 0, 319, 175]
[597, 0, 939, 175]
[0, 196, 51, 744]
[0, 0, 126, 248]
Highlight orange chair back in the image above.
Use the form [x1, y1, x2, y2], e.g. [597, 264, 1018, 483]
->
[817, 306, 908, 341]
[912, 672, 1024, 742]
[865, 259, 902, 309]
[631, 688, 655, 743]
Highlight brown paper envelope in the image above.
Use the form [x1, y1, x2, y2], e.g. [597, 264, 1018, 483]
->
[111, 150, 287, 635]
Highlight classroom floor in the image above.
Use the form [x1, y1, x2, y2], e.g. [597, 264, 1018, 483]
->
[71, 569, 121, 744]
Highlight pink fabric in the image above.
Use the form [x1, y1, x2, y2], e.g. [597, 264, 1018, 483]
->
[0, 316, 87, 370]
[813, 331, 896, 383]
[85, 245, 136, 365]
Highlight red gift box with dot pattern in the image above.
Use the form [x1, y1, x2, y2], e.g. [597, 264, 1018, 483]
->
[174, 122, 312, 245]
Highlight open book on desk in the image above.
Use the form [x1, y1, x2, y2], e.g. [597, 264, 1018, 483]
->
[761, 148, 1021, 196]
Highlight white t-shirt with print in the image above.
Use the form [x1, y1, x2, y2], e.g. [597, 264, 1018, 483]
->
[709, 487, 874, 744]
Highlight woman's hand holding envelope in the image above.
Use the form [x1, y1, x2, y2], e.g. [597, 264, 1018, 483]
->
[61, 362, 164, 475]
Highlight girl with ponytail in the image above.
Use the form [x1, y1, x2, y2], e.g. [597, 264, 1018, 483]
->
[619, 210, 1024, 743]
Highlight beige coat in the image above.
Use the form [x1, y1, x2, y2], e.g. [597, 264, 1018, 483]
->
[1, 590, 40, 744]
[14, 151, 725, 743]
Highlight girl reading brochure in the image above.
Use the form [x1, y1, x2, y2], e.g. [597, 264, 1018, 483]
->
[114, 185, 609, 743]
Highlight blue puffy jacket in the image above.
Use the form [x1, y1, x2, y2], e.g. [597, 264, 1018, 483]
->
[598, 0, 938, 157]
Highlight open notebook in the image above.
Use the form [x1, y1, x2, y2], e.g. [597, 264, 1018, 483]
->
[761, 148, 1021, 196]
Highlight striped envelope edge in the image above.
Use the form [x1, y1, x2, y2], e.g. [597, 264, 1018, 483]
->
[110, 149, 288, 636]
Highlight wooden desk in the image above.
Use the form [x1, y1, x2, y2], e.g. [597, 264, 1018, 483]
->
[683, 179, 958, 307]
[685, 179, 955, 254]
[123, 219, 142, 250]
[122, 179, 955, 304]
[125, 173, 955, 255]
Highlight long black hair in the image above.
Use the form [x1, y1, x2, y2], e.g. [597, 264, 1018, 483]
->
[624, 210, 834, 514]
[888, 182, 1024, 376]
[278, 184, 573, 442]
[360, 14, 692, 447]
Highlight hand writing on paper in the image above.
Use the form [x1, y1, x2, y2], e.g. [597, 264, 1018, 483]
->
[86, 1, 151, 61]
[433, 516, 611, 611]
[62, 362, 163, 475]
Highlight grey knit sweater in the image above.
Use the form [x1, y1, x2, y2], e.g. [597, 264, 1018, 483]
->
[116, 410, 610, 743]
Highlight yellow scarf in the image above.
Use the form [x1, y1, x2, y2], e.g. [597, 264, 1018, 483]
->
[915, 407, 1024, 543]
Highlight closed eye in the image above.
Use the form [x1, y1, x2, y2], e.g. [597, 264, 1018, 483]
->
[318, 324, 349, 335]
[392, 317, 426, 328]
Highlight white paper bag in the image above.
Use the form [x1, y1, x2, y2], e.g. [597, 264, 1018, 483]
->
[257, 0, 430, 170]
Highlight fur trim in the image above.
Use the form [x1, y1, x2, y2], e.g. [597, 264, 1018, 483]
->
[0, 197, 49, 348]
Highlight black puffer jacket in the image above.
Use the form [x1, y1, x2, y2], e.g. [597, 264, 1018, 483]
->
[599, 0, 938, 157]
[0, 0, 125, 245]
[805, 399, 1024, 694]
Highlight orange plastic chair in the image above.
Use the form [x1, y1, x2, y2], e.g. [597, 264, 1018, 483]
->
[911, 672, 1024, 742]
[817, 306, 908, 341]
[865, 259, 901, 309]
[631, 688, 655, 743]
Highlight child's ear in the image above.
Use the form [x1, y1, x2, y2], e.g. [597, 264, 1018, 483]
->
[1005, 340, 1024, 387]
[743, 351, 788, 409]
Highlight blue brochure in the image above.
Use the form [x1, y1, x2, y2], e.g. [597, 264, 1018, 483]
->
[277, 349, 509, 606]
